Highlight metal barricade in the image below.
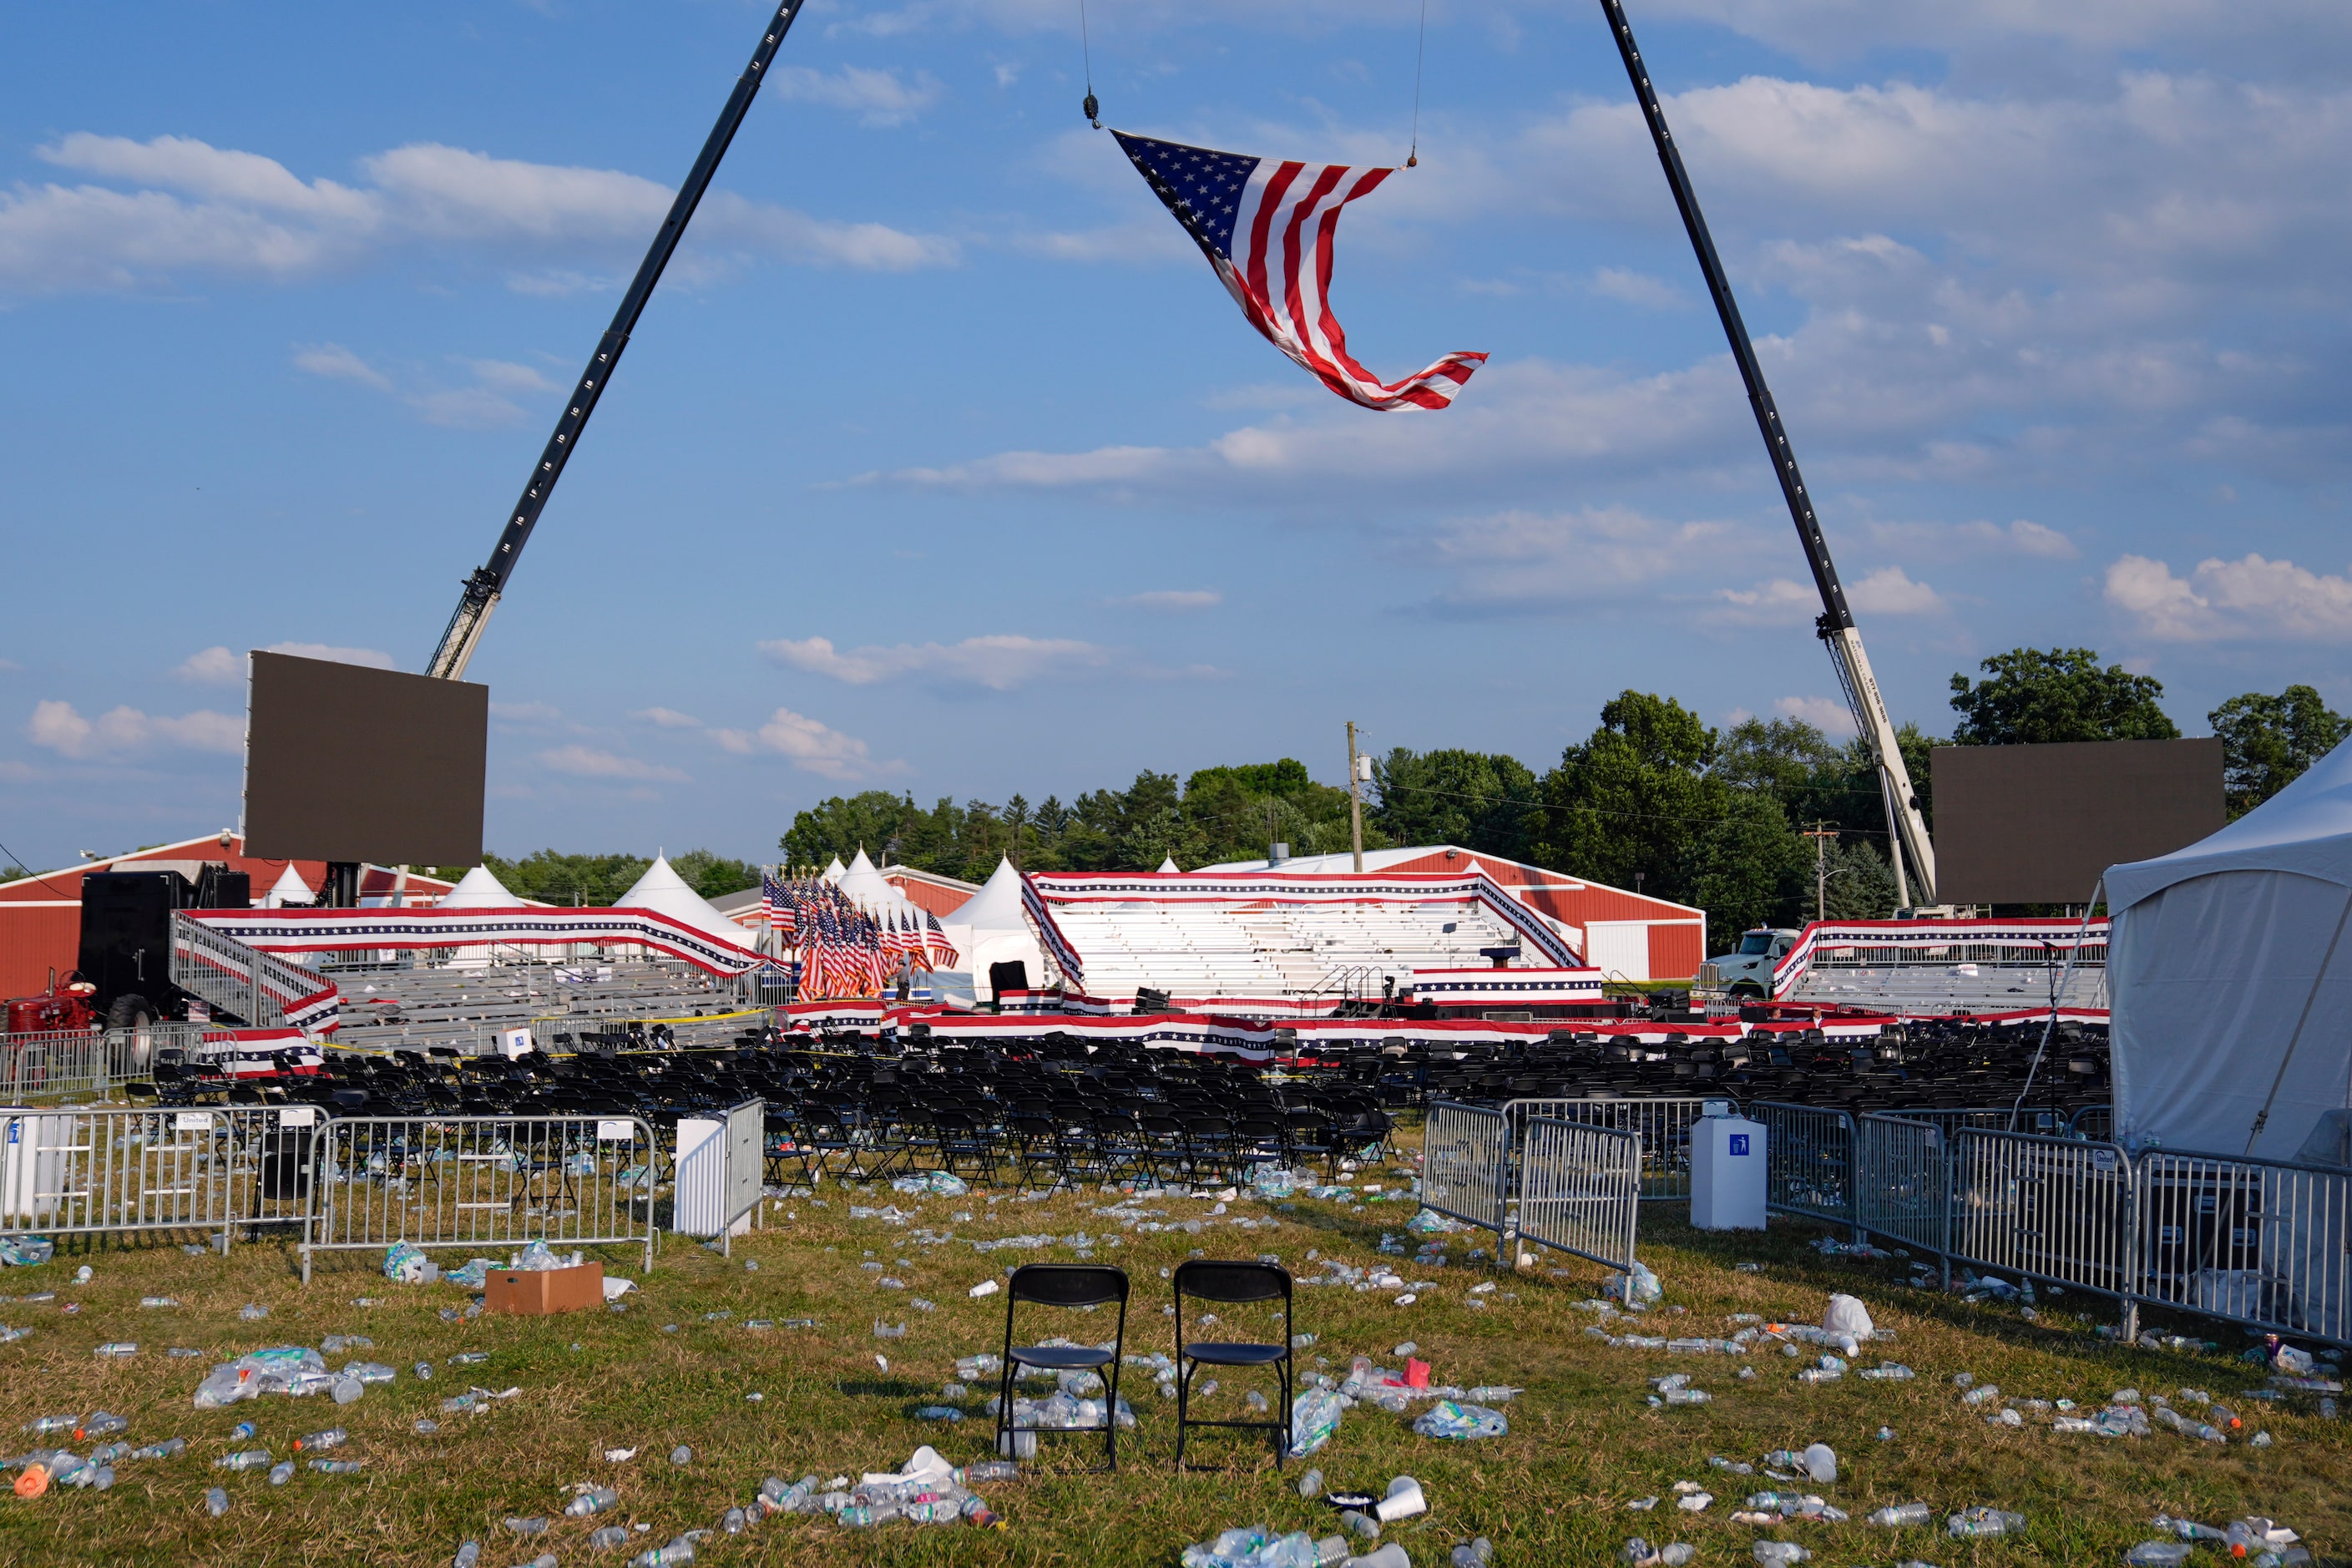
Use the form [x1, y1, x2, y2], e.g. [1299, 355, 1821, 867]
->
[1886, 1106, 2068, 1139]
[1854, 1112, 1950, 1255]
[2136, 1149, 2351, 1347]
[301, 1113, 658, 1281]
[1948, 1128, 2136, 1301]
[1753, 1101, 1855, 1227]
[0, 1105, 301, 1247]
[1505, 1095, 1724, 1201]
[1419, 1100, 1510, 1237]
[1515, 1117, 1641, 1272]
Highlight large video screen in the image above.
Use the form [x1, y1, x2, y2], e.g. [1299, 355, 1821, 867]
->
[244, 651, 487, 866]
[1932, 738, 2224, 905]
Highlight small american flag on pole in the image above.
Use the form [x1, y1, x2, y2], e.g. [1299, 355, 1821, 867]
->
[1114, 130, 1486, 411]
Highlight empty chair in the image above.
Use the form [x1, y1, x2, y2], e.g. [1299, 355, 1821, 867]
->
[995, 1264, 1130, 1469]
[1172, 1259, 1294, 1469]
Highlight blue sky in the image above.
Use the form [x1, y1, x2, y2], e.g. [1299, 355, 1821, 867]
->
[3, 0, 2349, 870]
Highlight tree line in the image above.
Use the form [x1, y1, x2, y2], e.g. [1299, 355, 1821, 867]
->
[775, 649, 2345, 934]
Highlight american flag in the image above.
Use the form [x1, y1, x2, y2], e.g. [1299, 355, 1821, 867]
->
[1114, 130, 1486, 412]
[924, 909, 958, 968]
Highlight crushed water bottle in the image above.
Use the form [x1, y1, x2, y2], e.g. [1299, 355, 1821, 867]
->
[130, 1438, 185, 1459]
[1452, 1540, 1496, 1568]
[1869, 1503, 1931, 1527]
[589, 1525, 630, 1550]
[453, 1542, 481, 1568]
[1948, 1506, 2027, 1539]
[1753, 1545, 1810, 1565]
[2127, 1545, 2194, 1567]
[1297, 1467, 1323, 1500]
[268, 1460, 295, 1485]
[205, 1485, 229, 1516]
[215, 1450, 272, 1471]
[670, 1444, 692, 1466]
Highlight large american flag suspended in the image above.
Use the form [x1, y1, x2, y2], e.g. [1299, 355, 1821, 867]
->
[1113, 130, 1486, 412]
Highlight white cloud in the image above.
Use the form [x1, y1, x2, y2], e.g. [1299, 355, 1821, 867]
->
[1863, 517, 2079, 559]
[291, 342, 390, 391]
[770, 65, 944, 127]
[1, 134, 955, 296]
[1712, 579, 1821, 626]
[710, 707, 898, 781]
[631, 706, 705, 729]
[758, 634, 1111, 690]
[535, 744, 689, 783]
[264, 641, 397, 670]
[1113, 589, 1222, 610]
[27, 700, 241, 758]
[2106, 552, 2352, 641]
[1773, 695, 1859, 736]
[1427, 505, 1749, 611]
[1846, 565, 1946, 614]
[1590, 267, 1687, 310]
[490, 701, 565, 730]
[175, 646, 241, 684]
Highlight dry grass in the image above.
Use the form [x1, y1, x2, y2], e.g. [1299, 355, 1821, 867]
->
[0, 1130, 2344, 1568]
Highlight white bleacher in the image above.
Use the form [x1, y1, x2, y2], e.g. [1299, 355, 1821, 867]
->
[1787, 961, 2108, 1014]
[1048, 895, 1526, 1004]
[326, 952, 751, 1053]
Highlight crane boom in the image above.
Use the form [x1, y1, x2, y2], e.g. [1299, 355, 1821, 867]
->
[1594, 0, 1939, 906]
[425, 0, 810, 681]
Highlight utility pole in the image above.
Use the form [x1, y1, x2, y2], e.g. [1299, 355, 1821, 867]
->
[1346, 721, 1366, 873]
[1803, 822, 1839, 923]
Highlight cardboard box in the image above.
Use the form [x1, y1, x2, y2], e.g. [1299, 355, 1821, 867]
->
[484, 1260, 604, 1316]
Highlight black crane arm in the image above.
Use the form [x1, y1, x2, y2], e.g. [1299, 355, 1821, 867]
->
[426, 0, 810, 680]
[1594, 0, 1940, 905]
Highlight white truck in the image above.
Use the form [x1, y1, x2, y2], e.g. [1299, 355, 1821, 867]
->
[1698, 928, 1801, 999]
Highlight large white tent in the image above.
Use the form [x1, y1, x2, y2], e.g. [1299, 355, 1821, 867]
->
[618, 854, 760, 952]
[2108, 737, 2352, 1164]
[943, 855, 1043, 1001]
[437, 865, 520, 909]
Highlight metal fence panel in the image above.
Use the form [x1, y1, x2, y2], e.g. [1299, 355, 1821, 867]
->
[1505, 1096, 1725, 1201]
[302, 1114, 657, 1280]
[1753, 1101, 1855, 1226]
[1948, 1128, 2136, 1299]
[1419, 1100, 1509, 1237]
[1884, 1106, 2069, 1139]
[1515, 1118, 1641, 1272]
[1855, 1112, 1950, 1255]
[0, 1105, 305, 1246]
[2137, 1150, 2351, 1347]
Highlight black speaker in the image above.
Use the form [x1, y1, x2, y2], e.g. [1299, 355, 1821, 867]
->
[989, 959, 1030, 998]
[194, 865, 251, 910]
[259, 1130, 312, 1201]
[77, 870, 191, 1006]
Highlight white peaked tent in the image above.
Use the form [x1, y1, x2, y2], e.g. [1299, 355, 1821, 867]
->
[2108, 737, 2352, 1163]
[822, 857, 847, 885]
[1157, 857, 1181, 873]
[617, 854, 758, 951]
[437, 865, 520, 909]
[837, 847, 917, 919]
[944, 856, 1043, 1001]
[264, 865, 315, 908]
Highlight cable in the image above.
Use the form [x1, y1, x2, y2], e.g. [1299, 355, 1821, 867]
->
[1406, 0, 1428, 167]
[1079, 0, 1100, 128]
[0, 836, 80, 902]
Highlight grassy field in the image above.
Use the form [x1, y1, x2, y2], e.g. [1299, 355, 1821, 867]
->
[0, 1134, 2343, 1568]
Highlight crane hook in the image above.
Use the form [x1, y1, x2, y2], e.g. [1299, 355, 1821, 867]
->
[1083, 90, 1100, 129]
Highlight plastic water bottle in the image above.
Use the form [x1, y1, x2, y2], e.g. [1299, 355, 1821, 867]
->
[1753, 1544, 1810, 1565]
[1948, 1507, 2027, 1539]
[268, 1460, 295, 1485]
[131, 1439, 185, 1459]
[205, 1485, 229, 1516]
[1450, 1540, 1495, 1568]
[296, 1428, 347, 1452]
[23, 1415, 76, 1435]
[215, 1450, 272, 1471]
[722, 1507, 747, 1534]
[1297, 1466, 1324, 1500]
[453, 1542, 481, 1568]
[670, 1444, 692, 1466]
[309, 1459, 367, 1474]
[2127, 1545, 2193, 1567]
[1869, 1503, 1931, 1527]
[230, 1422, 256, 1441]
[414, 1362, 435, 1381]
[75, 1413, 127, 1439]
[589, 1525, 630, 1550]
[567, 1485, 620, 1516]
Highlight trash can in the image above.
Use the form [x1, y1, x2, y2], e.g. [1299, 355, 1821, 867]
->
[1691, 1111, 1767, 1231]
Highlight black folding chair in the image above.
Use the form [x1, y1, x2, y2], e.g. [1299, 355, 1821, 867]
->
[1172, 1259, 1294, 1469]
[995, 1263, 1130, 1469]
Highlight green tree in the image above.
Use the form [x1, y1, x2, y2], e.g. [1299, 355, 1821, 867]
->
[1532, 692, 1725, 899]
[485, 850, 649, 905]
[670, 849, 758, 900]
[1684, 789, 1810, 938]
[2210, 685, 2351, 817]
[1369, 747, 1540, 861]
[1949, 648, 2178, 745]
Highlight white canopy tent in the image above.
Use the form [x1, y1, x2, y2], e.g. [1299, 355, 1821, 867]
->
[943, 856, 1044, 1001]
[618, 854, 760, 952]
[437, 865, 520, 909]
[2109, 737, 2352, 1164]
[263, 865, 314, 908]
[837, 847, 918, 921]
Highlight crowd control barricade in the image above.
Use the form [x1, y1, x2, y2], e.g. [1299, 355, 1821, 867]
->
[1753, 1101, 1856, 1228]
[0, 1105, 302, 1249]
[1502, 1096, 1724, 1202]
[1947, 1127, 2137, 1302]
[301, 1113, 658, 1281]
[1419, 1100, 1510, 1239]
[675, 1099, 764, 1256]
[1854, 1112, 1951, 1257]
[2136, 1149, 2351, 1348]
[1515, 1118, 1641, 1273]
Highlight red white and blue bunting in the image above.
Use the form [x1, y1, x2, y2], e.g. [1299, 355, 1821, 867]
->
[185, 905, 775, 978]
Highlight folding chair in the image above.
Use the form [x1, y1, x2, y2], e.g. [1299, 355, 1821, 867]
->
[995, 1263, 1130, 1469]
[1172, 1259, 1294, 1469]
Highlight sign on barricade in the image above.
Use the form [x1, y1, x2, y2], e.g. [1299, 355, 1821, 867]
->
[1419, 1100, 1509, 1237]
[1515, 1117, 1641, 1273]
[301, 1113, 657, 1281]
[675, 1099, 763, 1255]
